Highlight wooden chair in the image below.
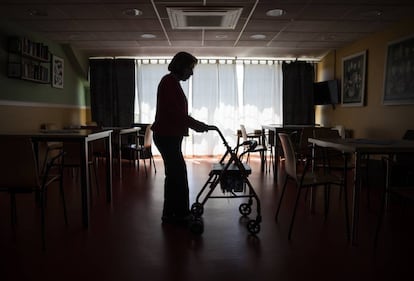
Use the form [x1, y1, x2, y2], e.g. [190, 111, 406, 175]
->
[124, 124, 157, 177]
[0, 136, 68, 250]
[39, 124, 101, 190]
[386, 129, 414, 187]
[375, 129, 414, 247]
[294, 127, 314, 166]
[240, 124, 266, 163]
[375, 160, 414, 247]
[61, 142, 100, 199]
[275, 133, 349, 240]
[312, 127, 354, 173]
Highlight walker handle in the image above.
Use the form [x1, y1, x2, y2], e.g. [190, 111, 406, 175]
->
[206, 125, 229, 148]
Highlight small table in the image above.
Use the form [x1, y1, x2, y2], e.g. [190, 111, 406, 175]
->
[308, 137, 414, 245]
[1, 129, 113, 228]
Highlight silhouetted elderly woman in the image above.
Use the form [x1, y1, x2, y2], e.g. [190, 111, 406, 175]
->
[152, 51, 209, 225]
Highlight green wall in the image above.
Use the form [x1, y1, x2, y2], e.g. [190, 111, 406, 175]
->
[0, 21, 89, 107]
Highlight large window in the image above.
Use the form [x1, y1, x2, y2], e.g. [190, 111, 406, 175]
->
[135, 58, 283, 156]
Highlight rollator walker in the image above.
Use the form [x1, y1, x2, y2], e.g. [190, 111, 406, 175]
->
[189, 126, 264, 235]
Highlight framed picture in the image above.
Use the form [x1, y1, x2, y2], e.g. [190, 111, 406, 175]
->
[52, 55, 64, 88]
[383, 34, 414, 105]
[341, 50, 367, 107]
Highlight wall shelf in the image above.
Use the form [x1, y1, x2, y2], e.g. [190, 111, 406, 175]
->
[7, 37, 51, 84]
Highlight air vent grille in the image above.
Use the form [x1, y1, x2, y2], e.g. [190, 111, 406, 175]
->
[167, 7, 243, 30]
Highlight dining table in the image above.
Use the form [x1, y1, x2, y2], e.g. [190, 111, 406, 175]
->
[308, 137, 414, 245]
[0, 129, 113, 228]
[261, 124, 320, 179]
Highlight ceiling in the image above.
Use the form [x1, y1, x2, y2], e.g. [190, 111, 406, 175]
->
[1, 0, 414, 60]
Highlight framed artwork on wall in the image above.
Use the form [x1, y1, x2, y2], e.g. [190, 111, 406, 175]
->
[383, 34, 414, 105]
[52, 55, 64, 88]
[341, 50, 367, 107]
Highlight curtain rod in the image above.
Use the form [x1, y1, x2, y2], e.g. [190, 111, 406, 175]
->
[90, 56, 320, 63]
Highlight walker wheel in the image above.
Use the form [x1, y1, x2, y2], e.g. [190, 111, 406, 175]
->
[247, 220, 260, 234]
[239, 203, 252, 217]
[191, 202, 204, 217]
[189, 218, 204, 235]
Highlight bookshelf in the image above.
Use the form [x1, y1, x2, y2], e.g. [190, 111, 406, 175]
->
[7, 37, 51, 84]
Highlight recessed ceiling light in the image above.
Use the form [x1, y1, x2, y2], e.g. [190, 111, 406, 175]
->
[28, 9, 48, 17]
[250, 34, 266, 40]
[215, 35, 228, 39]
[266, 9, 286, 17]
[320, 34, 337, 41]
[141, 34, 156, 39]
[122, 8, 143, 16]
[360, 9, 383, 17]
[68, 33, 82, 40]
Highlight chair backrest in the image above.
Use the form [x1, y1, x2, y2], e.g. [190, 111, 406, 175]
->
[396, 129, 414, 164]
[268, 130, 275, 147]
[0, 136, 39, 189]
[332, 125, 346, 139]
[240, 124, 248, 142]
[297, 127, 314, 152]
[403, 129, 414, 140]
[313, 127, 344, 166]
[313, 127, 341, 139]
[278, 133, 297, 180]
[143, 124, 153, 148]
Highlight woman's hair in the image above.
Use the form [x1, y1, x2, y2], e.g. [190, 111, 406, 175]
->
[168, 52, 197, 75]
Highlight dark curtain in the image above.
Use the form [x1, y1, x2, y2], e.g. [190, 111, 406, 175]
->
[89, 58, 135, 127]
[282, 61, 315, 125]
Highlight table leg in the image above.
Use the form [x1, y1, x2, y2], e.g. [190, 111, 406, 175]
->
[261, 128, 266, 173]
[273, 129, 278, 181]
[118, 133, 122, 179]
[343, 152, 350, 241]
[351, 152, 362, 245]
[105, 135, 113, 203]
[80, 140, 90, 228]
[384, 153, 393, 209]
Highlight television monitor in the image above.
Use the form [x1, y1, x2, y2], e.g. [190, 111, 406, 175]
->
[313, 79, 340, 105]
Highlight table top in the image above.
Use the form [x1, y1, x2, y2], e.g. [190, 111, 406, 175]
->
[117, 127, 140, 135]
[262, 124, 321, 130]
[0, 129, 113, 141]
[308, 137, 414, 154]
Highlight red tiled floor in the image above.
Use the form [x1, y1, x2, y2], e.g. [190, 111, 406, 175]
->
[1, 156, 413, 281]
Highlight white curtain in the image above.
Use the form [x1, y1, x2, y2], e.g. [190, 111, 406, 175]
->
[134, 59, 283, 156]
[190, 61, 239, 156]
[240, 61, 283, 133]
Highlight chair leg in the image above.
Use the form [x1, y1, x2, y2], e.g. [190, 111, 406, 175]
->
[342, 182, 350, 241]
[40, 192, 46, 251]
[142, 158, 148, 177]
[10, 192, 17, 225]
[324, 185, 330, 220]
[303, 185, 315, 213]
[275, 177, 288, 221]
[92, 162, 99, 196]
[270, 149, 274, 174]
[288, 187, 302, 240]
[151, 155, 157, 173]
[374, 186, 387, 248]
[59, 175, 69, 226]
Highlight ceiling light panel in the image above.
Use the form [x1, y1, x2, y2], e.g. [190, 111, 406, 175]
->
[167, 7, 243, 29]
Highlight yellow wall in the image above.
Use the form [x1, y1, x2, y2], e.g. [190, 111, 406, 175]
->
[317, 19, 414, 139]
[0, 103, 90, 132]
